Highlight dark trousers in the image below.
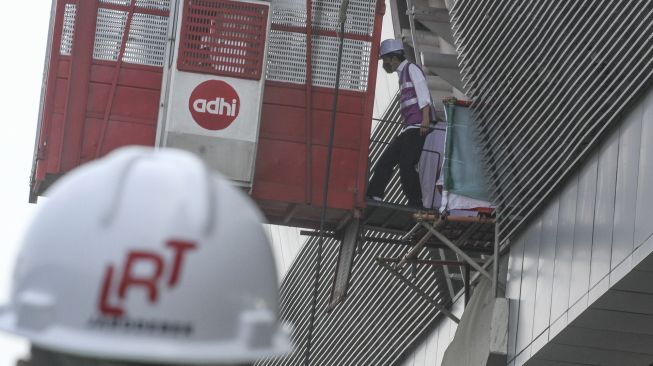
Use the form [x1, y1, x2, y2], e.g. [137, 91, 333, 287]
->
[367, 128, 426, 206]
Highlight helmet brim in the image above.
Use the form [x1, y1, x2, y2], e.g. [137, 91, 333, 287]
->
[0, 308, 292, 364]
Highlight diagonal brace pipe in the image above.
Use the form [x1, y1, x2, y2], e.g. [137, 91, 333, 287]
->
[377, 258, 460, 323]
[398, 229, 433, 267]
[421, 221, 493, 281]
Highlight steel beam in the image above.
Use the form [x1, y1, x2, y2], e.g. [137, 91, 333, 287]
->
[327, 219, 360, 311]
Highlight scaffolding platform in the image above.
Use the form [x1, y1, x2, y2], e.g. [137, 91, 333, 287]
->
[363, 199, 494, 253]
[323, 195, 497, 315]
[369, 210, 496, 322]
[362, 198, 435, 233]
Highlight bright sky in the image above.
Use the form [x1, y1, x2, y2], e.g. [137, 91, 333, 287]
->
[0, 2, 395, 365]
[0, 2, 50, 365]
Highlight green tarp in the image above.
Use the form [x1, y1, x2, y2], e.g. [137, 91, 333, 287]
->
[442, 100, 491, 202]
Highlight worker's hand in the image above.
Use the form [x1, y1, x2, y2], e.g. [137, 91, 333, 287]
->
[420, 122, 429, 136]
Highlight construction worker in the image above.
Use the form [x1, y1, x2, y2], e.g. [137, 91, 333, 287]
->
[0, 147, 291, 366]
[367, 38, 437, 209]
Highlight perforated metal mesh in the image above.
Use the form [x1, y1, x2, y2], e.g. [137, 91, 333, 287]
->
[312, 0, 376, 35]
[135, 0, 170, 11]
[93, 8, 128, 62]
[123, 13, 168, 67]
[177, 0, 269, 80]
[99, 0, 131, 6]
[267, 0, 375, 90]
[93, 2, 170, 66]
[266, 30, 307, 84]
[99, 0, 169, 10]
[271, 0, 306, 27]
[311, 36, 371, 91]
[60, 4, 77, 56]
[451, 0, 653, 240]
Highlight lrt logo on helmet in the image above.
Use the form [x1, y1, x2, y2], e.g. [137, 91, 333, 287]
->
[98, 240, 197, 317]
[189, 80, 240, 131]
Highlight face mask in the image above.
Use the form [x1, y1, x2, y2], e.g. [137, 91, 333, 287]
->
[383, 62, 393, 73]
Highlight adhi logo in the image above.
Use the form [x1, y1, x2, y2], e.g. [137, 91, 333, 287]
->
[189, 80, 240, 130]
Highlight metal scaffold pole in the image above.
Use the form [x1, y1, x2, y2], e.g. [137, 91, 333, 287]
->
[406, 0, 422, 68]
[493, 211, 499, 297]
[304, 0, 350, 365]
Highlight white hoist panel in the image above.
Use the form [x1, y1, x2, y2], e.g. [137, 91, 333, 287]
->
[157, 0, 271, 186]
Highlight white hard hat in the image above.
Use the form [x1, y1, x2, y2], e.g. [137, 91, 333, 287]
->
[0, 147, 291, 364]
[379, 39, 404, 58]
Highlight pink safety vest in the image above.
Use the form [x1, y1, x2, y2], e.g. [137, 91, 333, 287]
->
[399, 63, 436, 125]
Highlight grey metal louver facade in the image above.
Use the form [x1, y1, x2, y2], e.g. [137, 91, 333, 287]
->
[257, 235, 452, 366]
[450, 0, 653, 240]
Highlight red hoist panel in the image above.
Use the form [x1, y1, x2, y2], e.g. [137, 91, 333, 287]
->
[176, 0, 268, 80]
[31, 0, 384, 231]
[252, 0, 385, 228]
[30, 0, 170, 202]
